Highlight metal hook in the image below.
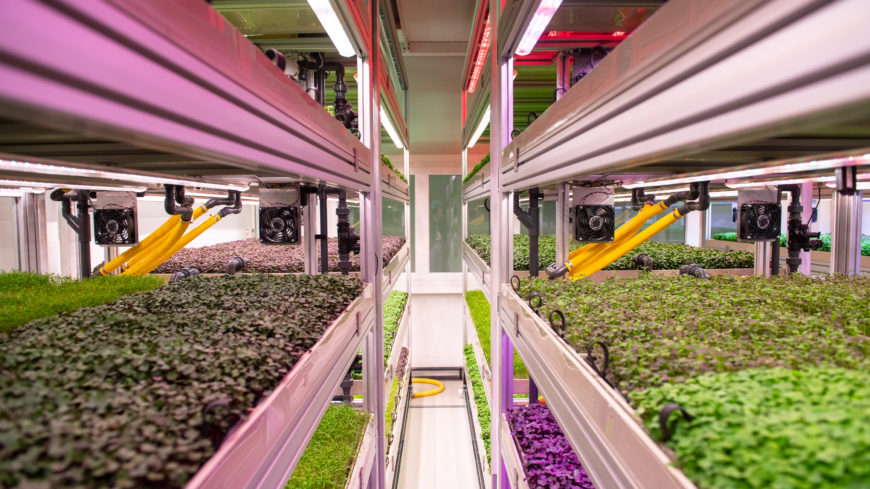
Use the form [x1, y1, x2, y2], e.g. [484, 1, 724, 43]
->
[510, 275, 521, 292]
[659, 403, 693, 442]
[528, 291, 543, 316]
[548, 309, 566, 339]
[585, 341, 610, 379]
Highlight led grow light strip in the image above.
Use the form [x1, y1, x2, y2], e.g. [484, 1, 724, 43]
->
[0, 158, 249, 191]
[515, 0, 563, 56]
[825, 181, 870, 190]
[380, 107, 404, 149]
[613, 190, 738, 202]
[468, 106, 490, 148]
[623, 154, 870, 189]
[0, 179, 147, 193]
[728, 172, 870, 189]
[467, 14, 491, 93]
[307, 0, 355, 57]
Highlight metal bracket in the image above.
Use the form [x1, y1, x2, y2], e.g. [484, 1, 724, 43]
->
[514, 147, 519, 172]
[353, 148, 358, 172]
[355, 311, 361, 336]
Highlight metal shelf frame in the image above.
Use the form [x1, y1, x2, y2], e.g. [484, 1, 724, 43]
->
[467, 1, 870, 488]
[500, 0, 870, 191]
[0, 1, 411, 488]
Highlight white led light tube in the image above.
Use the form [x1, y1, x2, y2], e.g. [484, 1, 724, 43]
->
[468, 107, 490, 148]
[0, 158, 248, 191]
[380, 107, 404, 149]
[515, 0, 563, 56]
[624, 154, 870, 189]
[307, 0, 356, 57]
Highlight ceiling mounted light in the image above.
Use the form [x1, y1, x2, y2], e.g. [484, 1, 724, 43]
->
[515, 0, 563, 56]
[380, 107, 404, 149]
[467, 14, 491, 93]
[307, 0, 356, 57]
[468, 106, 490, 148]
[623, 154, 870, 189]
[0, 158, 248, 191]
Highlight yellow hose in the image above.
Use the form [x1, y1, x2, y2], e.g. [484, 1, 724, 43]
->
[573, 208, 684, 279]
[564, 202, 666, 274]
[98, 214, 181, 276]
[411, 378, 445, 398]
[132, 214, 224, 276]
[122, 219, 189, 276]
[123, 206, 208, 272]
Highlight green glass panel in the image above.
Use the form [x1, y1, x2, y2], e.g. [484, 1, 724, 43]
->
[410, 175, 416, 273]
[383, 197, 405, 237]
[709, 202, 737, 237]
[467, 198, 490, 235]
[429, 175, 462, 272]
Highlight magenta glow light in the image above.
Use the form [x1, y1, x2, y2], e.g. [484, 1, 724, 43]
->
[515, 0, 563, 56]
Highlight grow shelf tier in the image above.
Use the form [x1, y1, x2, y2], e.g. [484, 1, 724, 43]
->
[385, 298, 410, 384]
[463, 169, 491, 203]
[381, 240, 410, 299]
[188, 284, 376, 489]
[500, 411, 531, 489]
[500, 0, 870, 191]
[0, 0, 375, 190]
[498, 283, 695, 489]
[463, 240, 493, 302]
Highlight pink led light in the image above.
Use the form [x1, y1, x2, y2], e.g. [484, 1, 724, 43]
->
[467, 15, 491, 93]
[515, 0, 563, 56]
[612, 31, 626, 36]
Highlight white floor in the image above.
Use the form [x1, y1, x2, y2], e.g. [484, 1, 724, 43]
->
[397, 293, 481, 489]
[397, 379, 480, 489]
[408, 294, 465, 368]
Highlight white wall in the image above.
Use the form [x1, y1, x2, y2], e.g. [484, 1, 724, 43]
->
[0, 197, 18, 272]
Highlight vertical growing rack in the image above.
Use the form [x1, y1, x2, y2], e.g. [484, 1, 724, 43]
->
[463, 0, 870, 488]
[0, 0, 411, 488]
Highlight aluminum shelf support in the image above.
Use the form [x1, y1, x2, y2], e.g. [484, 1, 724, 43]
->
[500, 0, 870, 191]
[0, 0, 374, 190]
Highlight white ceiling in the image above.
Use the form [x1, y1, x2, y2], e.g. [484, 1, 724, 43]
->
[396, 0, 476, 155]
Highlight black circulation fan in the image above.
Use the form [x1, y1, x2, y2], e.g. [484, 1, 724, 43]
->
[574, 205, 615, 242]
[739, 203, 781, 241]
[259, 206, 300, 244]
[94, 208, 137, 245]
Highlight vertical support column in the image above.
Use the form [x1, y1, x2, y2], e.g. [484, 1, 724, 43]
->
[489, 0, 513, 484]
[303, 196, 318, 274]
[462, 148, 469, 342]
[799, 182, 813, 275]
[15, 193, 48, 273]
[555, 183, 569, 266]
[403, 148, 412, 365]
[365, 0, 385, 486]
[555, 52, 570, 101]
[830, 177, 863, 276]
[754, 241, 772, 277]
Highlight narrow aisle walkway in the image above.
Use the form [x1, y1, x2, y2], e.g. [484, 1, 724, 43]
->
[397, 379, 479, 489]
[396, 293, 480, 488]
[409, 294, 464, 367]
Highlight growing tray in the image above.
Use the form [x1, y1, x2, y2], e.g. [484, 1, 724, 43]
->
[346, 416, 378, 489]
[381, 159, 410, 204]
[499, 412, 531, 489]
[186, 284, 376, 489]
[382, 241, 410, 299]
[463, 169, 491, 203]
[498, 283, 695, 489]
[385, 297, 410, 384]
